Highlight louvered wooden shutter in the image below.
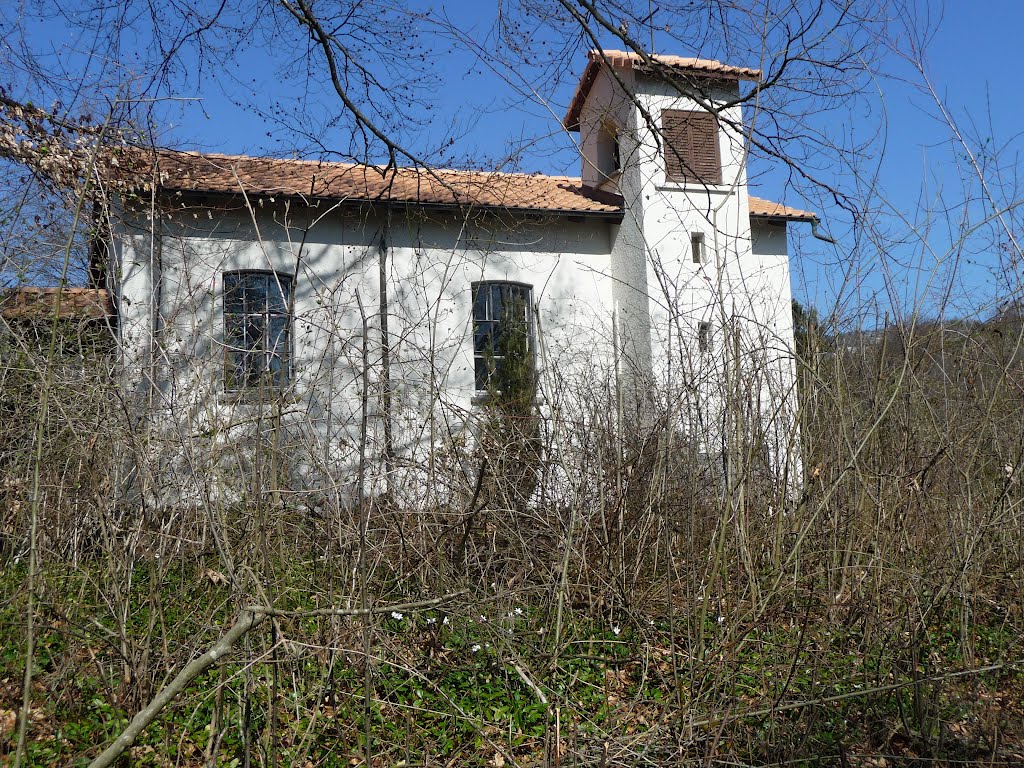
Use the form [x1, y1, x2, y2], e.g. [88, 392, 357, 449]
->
[662, 109, 722, 184]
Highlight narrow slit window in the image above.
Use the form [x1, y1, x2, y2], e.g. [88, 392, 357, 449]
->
[698, 321, 712, 354]
[691, 232, 705, 264]
[597, 122, 621, 181]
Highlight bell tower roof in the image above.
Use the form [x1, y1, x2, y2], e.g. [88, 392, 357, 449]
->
[564, 49, 761, 131]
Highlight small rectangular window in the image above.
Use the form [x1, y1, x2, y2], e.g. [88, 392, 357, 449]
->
[472, 281, 535, 393]
[698, 321, 712, 354]
[691, 232, 705, 264]
[224, 270, 293, 391]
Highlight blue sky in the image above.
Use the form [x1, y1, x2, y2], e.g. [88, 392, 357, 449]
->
[13, 0, 1024, 325]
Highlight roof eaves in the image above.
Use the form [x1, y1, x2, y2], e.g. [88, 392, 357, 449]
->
[747, 195, 818, 222]
[384, 197, 625, 219]
[749, 211, 818, 223]
[564, 58, 602, 131]
[154, 185, 626, 219]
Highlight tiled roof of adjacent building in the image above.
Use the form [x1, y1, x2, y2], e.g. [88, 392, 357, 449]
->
[109, 149, 814, 221]
[747, 196, 817, 221]
[564, 49, 761, 130]
[0, 287, 114, 321]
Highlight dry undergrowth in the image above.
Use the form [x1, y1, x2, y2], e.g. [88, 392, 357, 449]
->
[0, 314, 1023, 766]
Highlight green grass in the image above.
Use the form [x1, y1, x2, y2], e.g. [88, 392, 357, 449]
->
[1, 556, 1022, 766]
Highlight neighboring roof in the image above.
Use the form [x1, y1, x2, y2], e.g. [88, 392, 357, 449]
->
[747, 196, 817, 222]
[565, 49, 762, 130]
[116, 150, 624, 216]
[0, 287, 114, 321]
[111, 150, 815, 223]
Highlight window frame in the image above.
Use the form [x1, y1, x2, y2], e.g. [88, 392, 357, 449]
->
[661, 109, 723, 185]
[698, 321, 712, 355]
[222, 269, 294, 393]
[691, 232, 705, 264]
[471, 280, 536, 394]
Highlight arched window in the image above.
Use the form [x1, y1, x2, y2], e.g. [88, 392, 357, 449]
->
[596, 121, 621, 181]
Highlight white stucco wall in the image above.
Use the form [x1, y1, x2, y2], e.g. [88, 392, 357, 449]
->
[111, 200, 617, 495]
[745, 219, 802, 475]
[576, 62, 801, 471]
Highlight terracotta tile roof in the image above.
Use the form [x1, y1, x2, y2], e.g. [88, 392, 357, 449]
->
[0, 287, 114, 321]
[111, 150, 814, 224]
[596, 50, 761, 79]
[565, 49, 761, 130]
[747, 195, 817, 221]
[117, 150, 625, 216]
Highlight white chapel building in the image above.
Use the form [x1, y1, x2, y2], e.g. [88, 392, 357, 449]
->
[104, 49, 817, 493]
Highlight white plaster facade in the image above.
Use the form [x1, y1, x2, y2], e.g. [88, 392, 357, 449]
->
[106, 51, 812, 498]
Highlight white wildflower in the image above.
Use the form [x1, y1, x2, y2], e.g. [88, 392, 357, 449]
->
[471, 644, 481, 653]
[390, 611, 404, 621]
[514, 607, 523, 616]
[426, 617, 437, 625]
[612, 626, 621, 636]
[442, 616, 450, 626]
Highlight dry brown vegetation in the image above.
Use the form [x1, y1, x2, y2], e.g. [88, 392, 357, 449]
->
[1, 300, 1023, 766]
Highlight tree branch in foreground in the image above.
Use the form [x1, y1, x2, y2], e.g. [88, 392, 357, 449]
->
[88, 610, 263, 768]
[88, 590, 468, 768]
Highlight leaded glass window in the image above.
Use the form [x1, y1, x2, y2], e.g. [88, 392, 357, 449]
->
[223, 270, 292, 391]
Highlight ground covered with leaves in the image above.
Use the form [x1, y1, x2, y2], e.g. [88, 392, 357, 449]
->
[1, 553, 1022, 767]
